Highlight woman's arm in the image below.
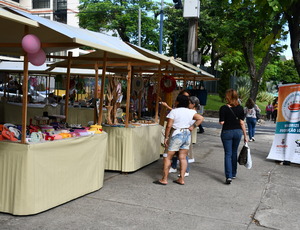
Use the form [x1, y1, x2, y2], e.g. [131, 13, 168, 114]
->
[240, 119, 248, 142]
[164, 118, 174, 147]
[160, 102, 172, 111]
[189, 114, 204, 131]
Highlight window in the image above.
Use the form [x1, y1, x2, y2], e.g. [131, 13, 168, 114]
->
[32, 0, 50, 9]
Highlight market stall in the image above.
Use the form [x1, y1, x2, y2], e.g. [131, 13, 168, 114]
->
[0, 134, 107, 215]
[0, 8, 135, 215]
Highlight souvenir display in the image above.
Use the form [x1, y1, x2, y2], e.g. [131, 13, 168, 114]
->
[0, 121, 104, 143]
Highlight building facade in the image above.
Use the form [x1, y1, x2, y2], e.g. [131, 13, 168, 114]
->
[0, 0, 79, 27]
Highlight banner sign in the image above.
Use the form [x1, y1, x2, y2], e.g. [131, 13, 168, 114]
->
[267, 84, 300, 163]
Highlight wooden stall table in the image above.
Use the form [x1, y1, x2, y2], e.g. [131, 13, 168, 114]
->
[0, 134, 107, 215]
[103, 124, 162, 172]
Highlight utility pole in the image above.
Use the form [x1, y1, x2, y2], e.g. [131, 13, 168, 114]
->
[183, 0, 200, 64]
[138, 7, 141, 46]
[159, 0, 164, 54]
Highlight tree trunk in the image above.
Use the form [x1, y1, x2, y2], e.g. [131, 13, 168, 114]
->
[243, 40, 272, 102]
[286, 3, 300, 77]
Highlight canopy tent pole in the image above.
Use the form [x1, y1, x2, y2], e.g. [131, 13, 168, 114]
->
[21, 26, 29, 144]
[93, 62, 99, 124]
[98, 51, 107, 125]
[155, 65, 162, 123]
[21, 53, 29, 144]
[64, 51, 73, 122]
[125, 63, 132, 128]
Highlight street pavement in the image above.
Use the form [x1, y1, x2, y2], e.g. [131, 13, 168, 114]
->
[1, 118, 300, 230]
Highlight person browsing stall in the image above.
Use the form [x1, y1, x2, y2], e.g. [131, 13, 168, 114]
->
[154, 95, 204, 185]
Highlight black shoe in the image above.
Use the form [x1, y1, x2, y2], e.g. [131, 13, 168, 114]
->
[225, 178, 232, 184]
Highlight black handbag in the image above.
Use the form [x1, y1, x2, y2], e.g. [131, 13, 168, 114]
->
[238, 143, 248, 165]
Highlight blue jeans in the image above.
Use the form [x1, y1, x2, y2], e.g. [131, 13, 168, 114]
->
[171, 155, 190, 173]
[221, 129, 242, 179]
[246, 117, 257, 139]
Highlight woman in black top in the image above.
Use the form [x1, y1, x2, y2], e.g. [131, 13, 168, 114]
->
[219, 89, 248, 184]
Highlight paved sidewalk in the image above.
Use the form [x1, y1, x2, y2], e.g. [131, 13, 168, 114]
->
[1, 118, 300, 230]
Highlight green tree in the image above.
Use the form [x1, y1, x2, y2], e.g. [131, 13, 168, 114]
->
[222, 0, 287, 101]
[163, 5, 188, 59]
[257, 0, 300, 78]
[78, 0, 160, 51]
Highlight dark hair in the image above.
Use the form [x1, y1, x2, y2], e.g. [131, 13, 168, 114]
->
[245, 98, 255, 109]
[225, 89, 239, 107]
[176, 95, 189, 108]
[178, 89, 190, 97]
[189, 96, 200, 110]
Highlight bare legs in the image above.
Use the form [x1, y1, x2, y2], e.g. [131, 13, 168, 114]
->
[177, 149, 188, 184]
[160, 149, 188, 185]
[160, 151, 176, 184]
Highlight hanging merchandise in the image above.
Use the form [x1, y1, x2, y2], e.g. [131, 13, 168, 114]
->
[29, 77, 38, 87]
[69, 78, 76, 89]
[160, 75, 177, 93]
[76, 77, 86, 94]
[132, 76, 144, 93]
[36, 77, 46, 91]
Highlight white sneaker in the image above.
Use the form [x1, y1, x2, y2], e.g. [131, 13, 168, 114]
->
[252, 137, 255, 141]
[188, 158, 195, 163]
[169, 168, 177, 173]
[178, 172, 189, 177]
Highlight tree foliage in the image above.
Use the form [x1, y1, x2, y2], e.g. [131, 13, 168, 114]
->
[78, 0, 160, 51]
[256, 0, 300, 78]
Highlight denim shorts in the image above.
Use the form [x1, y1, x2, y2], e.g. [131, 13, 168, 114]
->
[168, 129, 191, 151]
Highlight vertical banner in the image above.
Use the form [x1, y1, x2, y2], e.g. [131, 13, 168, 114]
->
[267, 84, 300, 163]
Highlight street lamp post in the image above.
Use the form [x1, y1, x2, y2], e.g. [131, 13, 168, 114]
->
[159, 0, 164, 54]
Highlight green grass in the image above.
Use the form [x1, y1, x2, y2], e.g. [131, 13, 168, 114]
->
[205, 94, 268, 115]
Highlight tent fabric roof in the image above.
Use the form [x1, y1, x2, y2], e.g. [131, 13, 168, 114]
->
[0, 7, 38, 27]
[4, 8, 158, 64]
[174, 59, 216, 80]
[126, 43, 199, 75]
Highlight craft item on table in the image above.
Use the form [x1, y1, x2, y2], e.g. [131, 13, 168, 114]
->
[4, 123, 17, 129]
[29, 125, 39, 133]
[8, 127, 21, 140]
[40, 125, 54, 133]
[59, 133, 72, 138]
[30, 131, 43, 143]
[89, 124, 102, 134]
[45, 134, 54, 141]
[2, 129, 18, 142]
[53, 134, 63, 140]
[73, 129, 90, 136]
[69, 124, 82, 128]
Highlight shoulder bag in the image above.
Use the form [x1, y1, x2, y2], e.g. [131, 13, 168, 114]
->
[227, 105, 238, 120]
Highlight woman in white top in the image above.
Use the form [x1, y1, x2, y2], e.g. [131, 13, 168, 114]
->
[154, 95, 203, 185]
[244, 98, 261, 142]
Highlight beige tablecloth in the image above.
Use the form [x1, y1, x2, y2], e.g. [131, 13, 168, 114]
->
[103, 124, 162, 172]
[0, 134, 107, 215]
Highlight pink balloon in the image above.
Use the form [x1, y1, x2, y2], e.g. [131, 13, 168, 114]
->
[28, 49, 46, 66]
[22, 34, 41, 54]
